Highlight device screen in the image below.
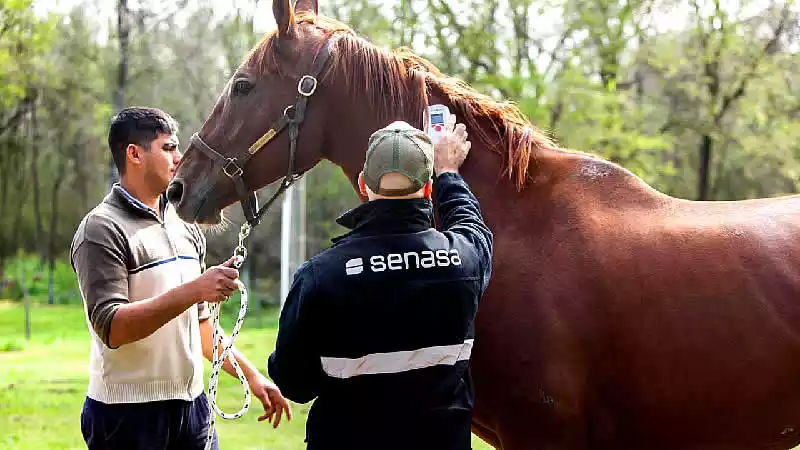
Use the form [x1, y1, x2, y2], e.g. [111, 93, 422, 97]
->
[431, 113, 444, 124]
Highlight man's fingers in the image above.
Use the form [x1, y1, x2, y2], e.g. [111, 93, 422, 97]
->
[257, 397, 274, 422]
[285, 402, 293, 421]
[256, 390, 275, 423]
[220, 278, 238, 291]
[221, 256, 237, 267]
[219, 283, 235, 295]
[218, 267, 239, 279]
[263, 394, 273, 410]
[272, 406, 283, 428]
[443, 113, 456, 133]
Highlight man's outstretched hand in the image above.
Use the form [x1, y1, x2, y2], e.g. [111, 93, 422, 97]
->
[248, 373, 293, 428]
[434, 114, 471, 176]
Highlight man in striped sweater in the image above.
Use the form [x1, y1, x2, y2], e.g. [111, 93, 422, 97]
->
[268, 117, 493, 449]
[71, 106, 291, 450]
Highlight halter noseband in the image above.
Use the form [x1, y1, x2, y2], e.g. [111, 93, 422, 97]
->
[190, 35, 336, 229]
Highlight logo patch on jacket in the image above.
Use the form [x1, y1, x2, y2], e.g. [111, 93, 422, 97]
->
[345, 249, 461, 275]
[345, 258, 364, 275]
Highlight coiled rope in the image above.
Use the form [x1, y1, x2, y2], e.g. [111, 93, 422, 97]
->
[204, 224, 253, 450]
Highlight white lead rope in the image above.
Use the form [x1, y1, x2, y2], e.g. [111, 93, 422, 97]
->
[204, 224, 253, 450]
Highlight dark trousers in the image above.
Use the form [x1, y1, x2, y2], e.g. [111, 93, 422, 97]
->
[306, 409, 473, 450]
[80, 393, 219, 450]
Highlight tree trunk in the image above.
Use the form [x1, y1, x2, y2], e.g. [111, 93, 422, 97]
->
[78, 150, 89, 214]
[30, 101, 45, 264]
[0, 139, 8, 216]
[47, 159, 68, 305]
[693, 1, 790, 201]
[110, 0, 130, 189]
[11, 153, 29, 250]
[0, 138, 11, 265]
[8, 117, 28, 253]
[697, 134, 712, 201]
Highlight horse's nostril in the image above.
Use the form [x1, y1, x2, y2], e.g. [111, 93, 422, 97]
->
[167, 180, 184, 205]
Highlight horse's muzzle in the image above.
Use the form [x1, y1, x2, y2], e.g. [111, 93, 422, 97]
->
[167, 179, 184, 207]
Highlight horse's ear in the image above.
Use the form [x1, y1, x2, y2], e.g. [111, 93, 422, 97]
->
[294, 0, 318, 15]
[272, 0, 296, 37]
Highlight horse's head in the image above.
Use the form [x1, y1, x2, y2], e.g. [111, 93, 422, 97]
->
[170, 0, 548, 225]
[169, 0, 340, 225]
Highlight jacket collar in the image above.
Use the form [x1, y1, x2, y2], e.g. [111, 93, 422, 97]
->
[332, 198, 433, 244]
[105, 183, 168, 222]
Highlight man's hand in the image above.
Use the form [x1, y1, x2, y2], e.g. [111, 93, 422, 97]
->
[248, 372, 293, 428]
[434, 114, 471, 176]
[107, 256, 239, 348]
[199, 320, 293, 428]
[185, 257, 240, 303]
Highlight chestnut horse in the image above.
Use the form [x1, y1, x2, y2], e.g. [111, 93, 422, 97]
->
[169, 0, 800, 448]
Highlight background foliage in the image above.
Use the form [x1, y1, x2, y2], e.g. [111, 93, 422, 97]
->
[1, 0, 798, 307]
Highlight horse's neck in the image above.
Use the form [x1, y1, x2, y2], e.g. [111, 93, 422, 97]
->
[323, 106, 509, 205]
[323, 84, 661, 214]
[324, 90, 423, 196]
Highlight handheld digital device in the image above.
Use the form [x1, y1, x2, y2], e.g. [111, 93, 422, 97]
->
[425, 104, 451, 144]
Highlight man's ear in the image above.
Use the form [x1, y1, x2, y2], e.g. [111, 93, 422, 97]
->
[424, 179, 433, 201]
[126, 143, 144, 168]
[358, 172, 369, 198]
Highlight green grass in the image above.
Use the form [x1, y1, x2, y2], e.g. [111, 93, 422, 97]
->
[0, 301, 494, 449]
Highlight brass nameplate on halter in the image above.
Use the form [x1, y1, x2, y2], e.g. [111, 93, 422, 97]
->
[249, 129, 277, 154]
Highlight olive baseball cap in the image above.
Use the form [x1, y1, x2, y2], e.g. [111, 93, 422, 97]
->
[362, 121, 434, 196]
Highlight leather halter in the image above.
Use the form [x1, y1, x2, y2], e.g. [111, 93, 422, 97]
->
[189, 36, 336, 228]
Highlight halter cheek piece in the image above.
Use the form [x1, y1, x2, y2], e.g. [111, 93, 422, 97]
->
[190, 35, 336, 229]
[192, 35, 338, 450]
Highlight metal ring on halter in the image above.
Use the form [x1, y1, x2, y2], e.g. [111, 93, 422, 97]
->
[232, 247, 247, 269]
[284, 105, 296, 121]
[297, 75, 318, 97]
[239, 223, 252, 239]
[234, 245, 248, 259]
[222, 158, 244, 178]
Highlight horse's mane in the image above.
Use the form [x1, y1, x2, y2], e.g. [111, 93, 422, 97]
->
[247, 12, 557, 191]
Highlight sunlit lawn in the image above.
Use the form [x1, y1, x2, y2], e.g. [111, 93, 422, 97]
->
[0, 301, 493, 449]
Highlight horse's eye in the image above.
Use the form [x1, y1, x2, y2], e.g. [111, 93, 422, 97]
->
[233, 79, 253, 95]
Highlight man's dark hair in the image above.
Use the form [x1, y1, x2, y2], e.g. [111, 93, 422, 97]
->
[108, 106, 178, 175]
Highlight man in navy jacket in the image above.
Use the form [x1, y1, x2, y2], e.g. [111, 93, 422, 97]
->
[268, 117, 493, 450]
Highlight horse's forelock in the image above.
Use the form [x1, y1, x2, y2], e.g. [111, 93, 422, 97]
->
[244, 32, 281, 76]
